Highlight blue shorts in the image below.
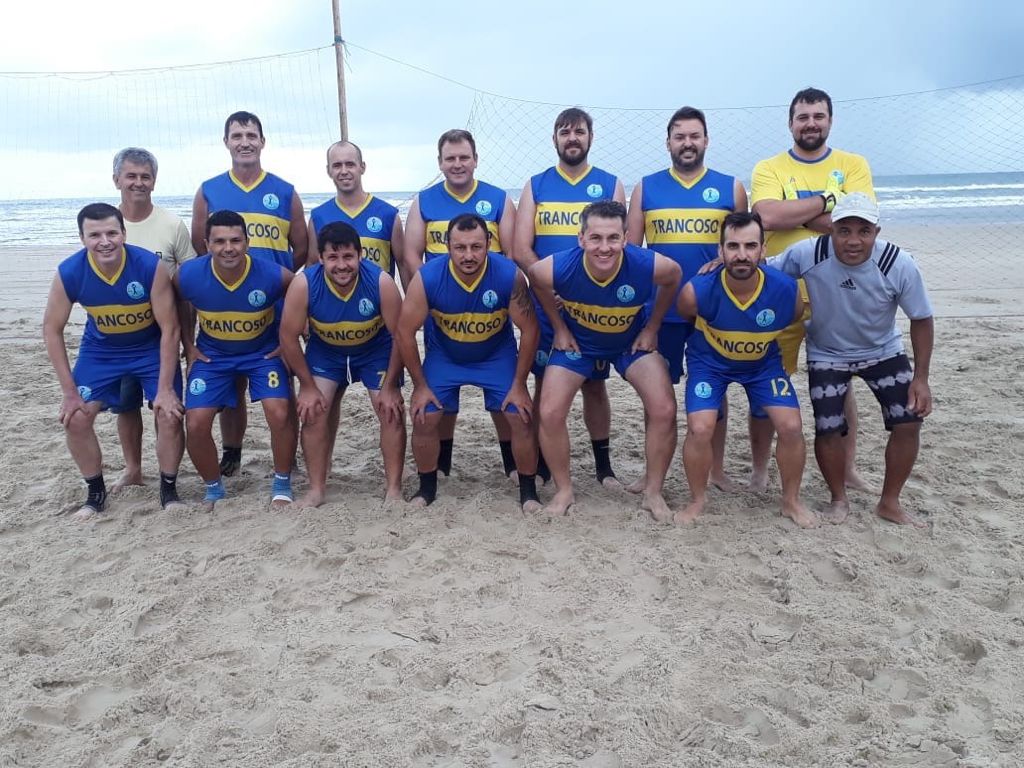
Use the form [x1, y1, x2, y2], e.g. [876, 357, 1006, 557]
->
[684, 356, 799, 414]
[547, 348, 650, 380]
[74, 347, 182, 410]
[423, 350, 518, 413]
[186, 351, 290, 409]
[307, 341, 402, 391]
[658, 322, 694, 384]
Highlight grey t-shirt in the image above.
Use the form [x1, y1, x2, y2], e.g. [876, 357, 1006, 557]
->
[767, 236, 932, 363]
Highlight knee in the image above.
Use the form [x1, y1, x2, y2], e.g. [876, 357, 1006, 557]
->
[646, 398, 677, 428]
[686, 418, 715, 443]
[185, 412, 212, 438]
[65, 408, 95, 436]
[774, 417, 805, 442]
[263, 401, 292, 430]
[538, 399, 569, 428]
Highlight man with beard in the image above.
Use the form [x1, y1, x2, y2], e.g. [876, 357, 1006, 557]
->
[676, 212, 816, 529]
[626, 106, 747, 491]
[396, 214, 540, 511]
[749, 88, 875, 491]
[513, 107, 625, 488]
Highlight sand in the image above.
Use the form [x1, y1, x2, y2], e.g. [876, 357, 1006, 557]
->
[0, 238, 1021, 767]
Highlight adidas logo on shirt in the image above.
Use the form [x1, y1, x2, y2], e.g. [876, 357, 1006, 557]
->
[839, 278, 856, 290]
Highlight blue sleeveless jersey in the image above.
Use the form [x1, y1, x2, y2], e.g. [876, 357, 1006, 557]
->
[310, 195, 399, 276]
[642, 167, 736, 323]
[178, 254, 284, 357]
[420, 253, 517, 363]
[58, 245, 161, 353]
[306, 260, 390, 357]
[418, 180, 507, 259]
[552, 243, 656, 357]
[687, 266, 798, 374]
[531, 165, 619, 256]
[201, 171, 296, 270]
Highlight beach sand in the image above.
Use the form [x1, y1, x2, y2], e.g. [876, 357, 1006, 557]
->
[0, 237, 1021, 767]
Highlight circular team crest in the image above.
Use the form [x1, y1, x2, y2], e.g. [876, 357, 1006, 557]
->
[77, 385, 92, 400]
[367, 216, 384, 233]
[755, 309, 776, 327]
[535, 349, 550, 366]
[565, 350, 582, 361]
[616, 284, 636, 303]
[126, 281, 145, 300]
[702, 187, 721, 204]
[586, 183, 604, 199]
[248, 289, 267, 308]
[482, 289, 499, 309]
[475, 200, 493, 216]
[262, 193, 280, 210]
[694, 381, 713, 399]
[189, 378, 207, 396]
[358, 298, 376, 317]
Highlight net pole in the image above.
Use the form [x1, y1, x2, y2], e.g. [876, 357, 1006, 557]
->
[331, 0, 349, 140]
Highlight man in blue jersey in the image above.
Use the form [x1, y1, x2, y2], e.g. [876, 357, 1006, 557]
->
[767, 194, 933, 527]
[627, 106, 748, 492]
[396, 214, 541, 512]
[43, 203, 186, 520]
[529, 201, 681, 521]
[191, 111, 308, 478]
[280, 222, 406, 507]
[110, 147, 196, 493]
[513, 107, 626, 489]
[676, 212, 817, 528]
[402, 129, 519, 480]
[176, 210, 297, 509]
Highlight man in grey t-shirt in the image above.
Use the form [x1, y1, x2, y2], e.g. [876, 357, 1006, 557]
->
[768, 193, 933, 527]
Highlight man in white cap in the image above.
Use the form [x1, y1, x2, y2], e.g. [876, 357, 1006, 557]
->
[766, 192, 933, 527]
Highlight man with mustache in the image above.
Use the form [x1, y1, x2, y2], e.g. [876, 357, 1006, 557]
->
[513, 107, 625, 489]
[749, 87, 875, 492]
[676, 212, 816, 529]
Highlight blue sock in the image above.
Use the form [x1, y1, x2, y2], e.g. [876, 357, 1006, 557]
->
[204, 478, 226, 503]
[271, 472, 293, 502]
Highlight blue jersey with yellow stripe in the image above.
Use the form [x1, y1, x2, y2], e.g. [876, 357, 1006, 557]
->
[417, 180, 507, 259]
[59, 245, 161, 353]
[200, 171, 296, 270]
[552, 243, 655, 358]
[687, 266, 798, 374]
[420, 253, 516, 363]
[310, 195, 399, 276]
[531, 165, 618, 256]
[178, 254, 284, 357]
[306, 260, 390, 358]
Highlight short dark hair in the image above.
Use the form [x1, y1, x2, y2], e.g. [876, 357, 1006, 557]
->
[789, 87, 833, 121]
[205, 209, 248, 240]
[326, 140, 364, 164]
[77, 203, 124, 236]
[447, 213, 490, 239]
[318, 221, 362, 255]
[720, 211, 764, 245]
[224, 111, 264, 139]
[554, 107, 593, 135]
[667, 106, 707, 137]
[437, 129, 476, 158]
[579, 200, 627, 232]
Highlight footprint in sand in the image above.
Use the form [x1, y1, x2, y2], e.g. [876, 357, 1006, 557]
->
[809, 557, 857, 585]
[132, 601, 174, 638]
[464, 651, 528, 686]
[704, 705, 780, 746]
[946, 694, 994, 738]
[865, 667, 929, 701]
[750, 613, 804, 646]
[938, 631, 987, 664]
[67, 685, 135, 724]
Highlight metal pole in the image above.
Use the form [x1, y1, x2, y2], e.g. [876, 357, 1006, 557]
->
[331, 0, 349, 140]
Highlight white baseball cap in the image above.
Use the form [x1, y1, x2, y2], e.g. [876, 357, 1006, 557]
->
[832, 192, 879, 224]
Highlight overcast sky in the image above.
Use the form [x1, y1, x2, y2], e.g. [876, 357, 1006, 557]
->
[2, 0, 1022, 198]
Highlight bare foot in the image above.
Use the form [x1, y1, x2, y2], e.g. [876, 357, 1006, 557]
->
[711, 473, 737, 492]
[202, 500, 218, 513]
[543, 489, 575, 516]
[600, 475, 623, 491]
[161, 499, 189, 513]
[112, 468, 144, 492]
[296, 489, 326, 508]
[820, 499, 850, 525]
[748, 469, 769, 492]
[624, 475, 646, 495]
[71, 505, 100, 522]
[521, 499, 543, 514]
[673, 499, 705, 525]
[876, 499, 927, 528]
[384, 487, 403, 503]
[781, 500, 819, 529]
[409, 494, 431, 508]
[845, 467, 870, 491]
[642, 491, 672, 523]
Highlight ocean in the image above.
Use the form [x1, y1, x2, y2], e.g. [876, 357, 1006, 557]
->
[2, 172, 1022, 249]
